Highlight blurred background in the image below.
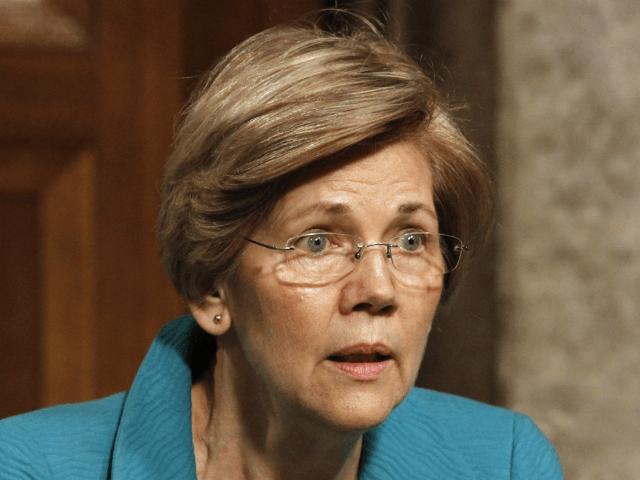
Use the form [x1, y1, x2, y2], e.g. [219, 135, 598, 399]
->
[1, 0, 638, 478]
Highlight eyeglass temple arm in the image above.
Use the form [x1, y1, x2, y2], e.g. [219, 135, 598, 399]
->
[245, 238, 295, 251]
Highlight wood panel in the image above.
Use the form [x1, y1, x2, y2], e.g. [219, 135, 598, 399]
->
[40, 150, 97, 405]
[93, 0, 186, 398]
[184, 0, 322, 95]
[138, 0, 191, 343]
[0, 0, 95, 418]
[0, 195, 40, 419]
[0, 52, 94, 141]
[0, 146, 97, 415]
[0, 0, 89, 50]
[49, 0, 93, 34]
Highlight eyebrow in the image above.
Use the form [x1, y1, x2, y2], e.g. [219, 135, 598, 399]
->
[397, 202, 438, 221]
[288, 202, 352, 222]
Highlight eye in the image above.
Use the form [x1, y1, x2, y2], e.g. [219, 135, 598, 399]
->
[399, 233, 426, 252]
[299, 234, 328, 254]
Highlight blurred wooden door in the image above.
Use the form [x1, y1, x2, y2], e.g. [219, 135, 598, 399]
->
[0, 0, 186, 419]
[0, 0, 322, 420]
[1, 1, 101, 418]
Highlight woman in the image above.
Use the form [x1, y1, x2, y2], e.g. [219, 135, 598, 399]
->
[0, 13, 563, 480]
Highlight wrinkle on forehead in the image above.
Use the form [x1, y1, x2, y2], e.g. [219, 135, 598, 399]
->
[262, 141, 436, 236]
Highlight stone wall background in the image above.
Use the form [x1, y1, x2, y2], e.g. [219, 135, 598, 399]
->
[497, 1, 640, 478]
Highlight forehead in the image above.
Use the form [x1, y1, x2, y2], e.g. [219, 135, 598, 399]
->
[268, 142, 436, 231]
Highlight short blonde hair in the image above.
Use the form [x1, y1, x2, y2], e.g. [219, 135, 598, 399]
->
[158, 14, 493, 303]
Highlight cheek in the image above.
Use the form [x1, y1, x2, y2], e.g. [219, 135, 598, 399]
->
[259, 287, 339, 351]
[229, 270, 339, 361]
[227, 283, 342, 401]
[400, 286, 441, 364]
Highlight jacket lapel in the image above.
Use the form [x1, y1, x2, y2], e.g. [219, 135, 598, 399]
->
[110, 316, 198, 480]
[360, 390, 479, 480]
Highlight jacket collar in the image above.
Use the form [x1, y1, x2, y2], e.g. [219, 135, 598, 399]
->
[111, 316, 197, 479]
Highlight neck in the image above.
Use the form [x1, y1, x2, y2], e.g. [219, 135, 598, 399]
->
[191, 336, 363, 480]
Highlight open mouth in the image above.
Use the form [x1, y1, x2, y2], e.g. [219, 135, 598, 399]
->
[328, 353, 391, 363]
[327, 349, 392, 379]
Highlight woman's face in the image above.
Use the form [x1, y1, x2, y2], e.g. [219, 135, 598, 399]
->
[220, 141, 443, 432]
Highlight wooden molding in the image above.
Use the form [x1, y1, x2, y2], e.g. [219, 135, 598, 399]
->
[0, 146, 68, 192]
[0, 195, 40, 418]
[40, 149, 97, 405]
[0, 146, 98, 408]
[0, 51, 94, 141]
[0, 0, 89, 50]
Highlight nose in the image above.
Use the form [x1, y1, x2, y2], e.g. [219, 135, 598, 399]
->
[339, 245, 398, 315]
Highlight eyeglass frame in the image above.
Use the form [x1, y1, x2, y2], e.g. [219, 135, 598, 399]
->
[244, 232, 468, 277]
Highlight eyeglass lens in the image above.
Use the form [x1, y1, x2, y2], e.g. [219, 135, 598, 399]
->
[284, 233, 463, 277]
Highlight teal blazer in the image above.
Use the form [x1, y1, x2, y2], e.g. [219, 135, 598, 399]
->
[0, 316, 563, 479]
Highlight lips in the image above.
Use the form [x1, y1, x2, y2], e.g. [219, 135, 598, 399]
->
[327, 343, 392, 379]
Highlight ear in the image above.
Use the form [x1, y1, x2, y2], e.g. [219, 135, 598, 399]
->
[189, 287, 232, 336]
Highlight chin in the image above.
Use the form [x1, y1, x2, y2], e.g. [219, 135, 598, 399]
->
[317, 389, 407, 433]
